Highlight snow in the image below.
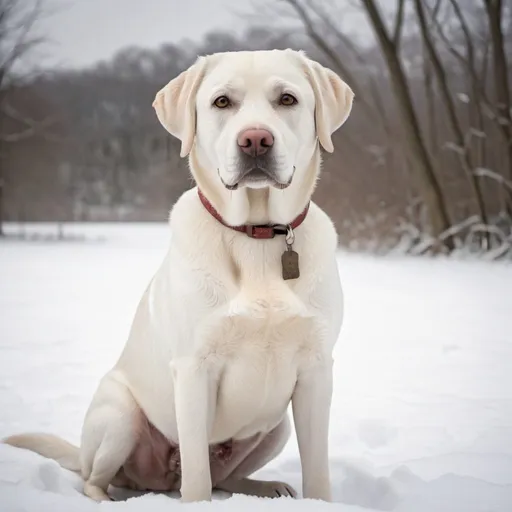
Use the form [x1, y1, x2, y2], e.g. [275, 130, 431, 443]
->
[1, 223, 512, 511]
[457, 92, 470, 104]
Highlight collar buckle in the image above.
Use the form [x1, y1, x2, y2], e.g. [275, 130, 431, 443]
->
[245, 224, 289, 239]
[245, 225, 275, 239]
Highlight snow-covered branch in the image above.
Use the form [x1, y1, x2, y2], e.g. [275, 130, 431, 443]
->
[474, 167, 512, 192]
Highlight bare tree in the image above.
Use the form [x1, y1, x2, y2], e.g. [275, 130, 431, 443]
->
[425, 0, 512, 219]
[414, 0, 489, 239]
[360, 0, 453, 249]
[279, 0, 510, 253]
[0, 0, 44, 235]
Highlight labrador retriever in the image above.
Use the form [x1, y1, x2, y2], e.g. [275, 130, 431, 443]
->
[4, 49, 354, 503]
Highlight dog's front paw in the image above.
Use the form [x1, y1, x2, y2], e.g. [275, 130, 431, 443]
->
[258, 480, 297, 498]
[180, 484, 212, 503]
[181, 491, 212, 503]
[303, 485, 331, 502]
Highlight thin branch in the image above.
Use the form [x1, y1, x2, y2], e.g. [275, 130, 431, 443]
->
[426, 0, 494, 111]
[439, 215, 479, 242]
[392, 0, 406, 47]
[298, 0, 389, 126]
[0, 0, 44, 92]
[283, 0, 363, 98]
[474, 167, 512, 192]
[307, 2, 367, 65]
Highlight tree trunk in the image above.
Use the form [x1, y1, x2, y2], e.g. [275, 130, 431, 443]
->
[484, 0, 512, 180]
[0, 180, 4, 236]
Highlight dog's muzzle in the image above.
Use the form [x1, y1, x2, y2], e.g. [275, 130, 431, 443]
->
[219, 166, 295, 191]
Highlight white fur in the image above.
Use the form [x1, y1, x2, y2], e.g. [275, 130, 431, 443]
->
[4, 49, 354, 503]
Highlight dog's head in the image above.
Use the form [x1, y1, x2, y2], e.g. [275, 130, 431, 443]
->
[153, 49, 353, 192]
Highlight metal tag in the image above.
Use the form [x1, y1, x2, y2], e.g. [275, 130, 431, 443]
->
[282, 248, 300, 280]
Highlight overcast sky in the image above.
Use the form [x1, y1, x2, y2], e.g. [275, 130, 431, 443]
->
[36, 0, 252, 69]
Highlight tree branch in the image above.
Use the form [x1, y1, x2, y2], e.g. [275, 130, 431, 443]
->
[296, 0, 389, 126]
[392, 0, 405, 47]
[0, 102, 53, 142]
[283, 0, 363, 98]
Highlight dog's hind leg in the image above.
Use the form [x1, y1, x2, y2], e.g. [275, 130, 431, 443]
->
[80, 371, 140, 502]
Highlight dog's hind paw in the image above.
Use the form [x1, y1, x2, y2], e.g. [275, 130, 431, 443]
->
[259, 480, 297, 498]
[216, 477, 297, 498]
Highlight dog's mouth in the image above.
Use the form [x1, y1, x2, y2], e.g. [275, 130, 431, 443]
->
[219, 167, 295, 191]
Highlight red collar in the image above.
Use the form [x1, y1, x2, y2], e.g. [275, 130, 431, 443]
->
[198, 189, 309, 239]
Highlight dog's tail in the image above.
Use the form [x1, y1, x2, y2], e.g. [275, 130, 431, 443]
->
[3, 433, 81, 472]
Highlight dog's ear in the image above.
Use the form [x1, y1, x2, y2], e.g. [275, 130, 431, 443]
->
[152, 57, 207, 158]
[300, 54, 354, 153]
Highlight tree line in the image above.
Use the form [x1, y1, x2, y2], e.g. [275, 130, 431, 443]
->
[1, 0, 511, 256]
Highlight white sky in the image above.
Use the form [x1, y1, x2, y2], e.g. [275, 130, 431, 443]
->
[36, 0, 252, 69]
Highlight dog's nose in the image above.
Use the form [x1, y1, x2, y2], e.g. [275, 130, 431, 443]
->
[237, 129, 274, 157]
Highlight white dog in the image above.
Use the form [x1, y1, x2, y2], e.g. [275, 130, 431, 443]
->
[4, 49, 353, 503]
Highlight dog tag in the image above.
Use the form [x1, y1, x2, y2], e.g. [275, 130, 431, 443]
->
[282, 245, 300, 280]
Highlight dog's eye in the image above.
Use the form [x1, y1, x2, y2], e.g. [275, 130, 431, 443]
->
[213, 96, 231, 109]
[279, 93, 297, 106]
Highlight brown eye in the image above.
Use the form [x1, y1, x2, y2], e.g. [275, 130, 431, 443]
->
[279, 93, 297, 106]
[213, 95, 230, 108]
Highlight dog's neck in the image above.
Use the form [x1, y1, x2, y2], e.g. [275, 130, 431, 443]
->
[189, 148, 321, 227]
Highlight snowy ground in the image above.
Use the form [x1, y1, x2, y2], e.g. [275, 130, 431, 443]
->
[1, 223, 512, 512]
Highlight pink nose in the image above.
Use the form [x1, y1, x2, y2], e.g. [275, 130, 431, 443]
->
[237, 128, 274, 157]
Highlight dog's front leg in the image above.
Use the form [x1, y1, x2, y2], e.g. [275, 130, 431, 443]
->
[292, 356, 333, 501]
[172, 357, 214, 502]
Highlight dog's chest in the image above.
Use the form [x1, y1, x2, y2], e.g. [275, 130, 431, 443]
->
[204, 291, 320, 441]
